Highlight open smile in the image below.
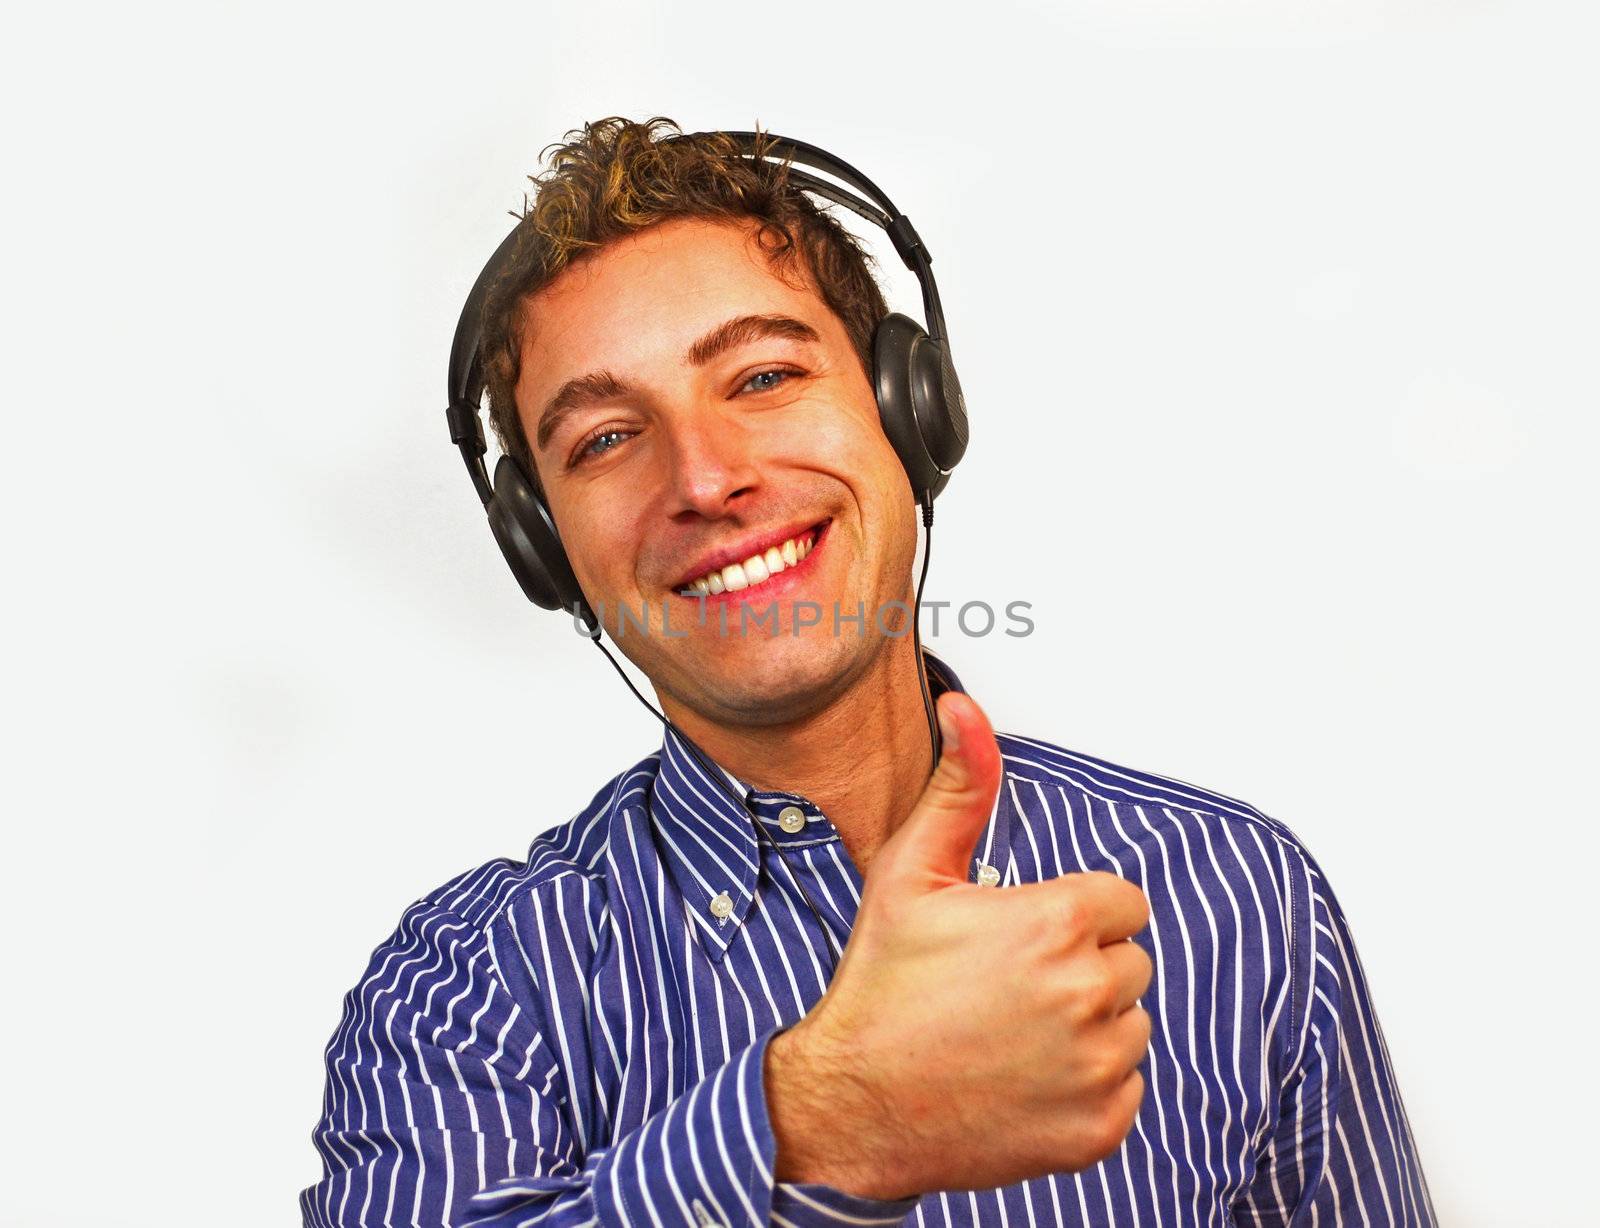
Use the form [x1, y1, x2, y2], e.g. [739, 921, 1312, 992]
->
[675, 519, 831, 602]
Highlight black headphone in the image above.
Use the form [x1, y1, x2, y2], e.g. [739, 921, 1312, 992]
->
[444, 129, 970, 628]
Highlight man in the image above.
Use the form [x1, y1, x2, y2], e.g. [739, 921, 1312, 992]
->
[301, 118, 1434, 1226]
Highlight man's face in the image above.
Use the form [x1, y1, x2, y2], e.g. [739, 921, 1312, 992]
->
[513, 216, 918, 727]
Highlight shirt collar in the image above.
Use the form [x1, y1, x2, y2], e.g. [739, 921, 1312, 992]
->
[649, 648, 1014, 961]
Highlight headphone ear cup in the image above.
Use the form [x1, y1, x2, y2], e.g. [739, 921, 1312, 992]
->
[873, 312, 967, 500]
[487, 455, 597, 625]
[933, 341, 970, 473]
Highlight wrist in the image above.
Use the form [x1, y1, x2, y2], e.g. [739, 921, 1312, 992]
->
[766, 1019, 906, 1198]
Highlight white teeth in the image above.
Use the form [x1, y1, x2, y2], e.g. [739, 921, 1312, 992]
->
[682, 527, 821, 594]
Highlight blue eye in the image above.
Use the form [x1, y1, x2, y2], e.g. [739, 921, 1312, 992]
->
[742, 369, 793, 393]
[578, 429, 631, 462]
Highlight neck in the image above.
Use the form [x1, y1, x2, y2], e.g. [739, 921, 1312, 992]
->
[659, 634, 936, 879]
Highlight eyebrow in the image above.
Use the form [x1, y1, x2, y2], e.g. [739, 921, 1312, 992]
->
[534, 313, 822, 452]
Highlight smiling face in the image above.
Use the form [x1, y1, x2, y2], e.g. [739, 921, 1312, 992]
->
[513, 215, 919, 728]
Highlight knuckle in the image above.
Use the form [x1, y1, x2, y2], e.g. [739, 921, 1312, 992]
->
[1056, 966, 1116, 1028]
[1082, 971, 1119, 1018]
[1052, 889, 1090, 945]
[1068, 959, 1120, 1016]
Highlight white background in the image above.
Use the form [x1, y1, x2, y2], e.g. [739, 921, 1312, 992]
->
[3, 1, 1595, 1224]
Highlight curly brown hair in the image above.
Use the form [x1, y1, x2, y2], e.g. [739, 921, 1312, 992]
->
[479, 116, 890, 483]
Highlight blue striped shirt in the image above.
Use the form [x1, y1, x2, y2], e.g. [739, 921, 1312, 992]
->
[301, 650, 1434, 1226]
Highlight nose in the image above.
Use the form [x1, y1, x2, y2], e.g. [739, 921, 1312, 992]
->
[660, 404, 760, 521]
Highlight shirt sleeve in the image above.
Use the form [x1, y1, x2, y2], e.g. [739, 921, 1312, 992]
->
[300, 896, 920, 1228]
[1234, 843, 1438, 1226]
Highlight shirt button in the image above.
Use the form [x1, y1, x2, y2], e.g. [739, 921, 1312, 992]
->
[709, 891, 734, 920]
[976, 862, 1001, 887]
[777, 806, 807, 834]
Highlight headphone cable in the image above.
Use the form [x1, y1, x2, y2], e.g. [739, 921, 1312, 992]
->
[913, 491, 941, 766]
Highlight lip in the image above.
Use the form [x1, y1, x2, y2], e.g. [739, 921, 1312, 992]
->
[670, 517, 831, 592]
[674, 519, 832, 605]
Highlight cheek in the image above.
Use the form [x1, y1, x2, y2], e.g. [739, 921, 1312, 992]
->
[792, 403, 906, 496]
[853, 424, 915, 510]
[555, 498, 646, 595]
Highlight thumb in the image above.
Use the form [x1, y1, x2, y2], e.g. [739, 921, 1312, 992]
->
[873, 691, 1004, 890]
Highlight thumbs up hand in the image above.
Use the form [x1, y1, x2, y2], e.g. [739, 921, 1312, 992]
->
[766, 691, 1154, 1201]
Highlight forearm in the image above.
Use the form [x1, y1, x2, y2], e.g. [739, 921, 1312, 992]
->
[450, 1032, 780, 1227]
[454, 1025, 921, 1228]
[311, 1025, 921, 1228]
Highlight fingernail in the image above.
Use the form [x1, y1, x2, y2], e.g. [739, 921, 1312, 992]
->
[937, 699, 961, 752]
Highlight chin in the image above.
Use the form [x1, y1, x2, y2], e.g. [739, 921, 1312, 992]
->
[675, 628, 871, 727]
